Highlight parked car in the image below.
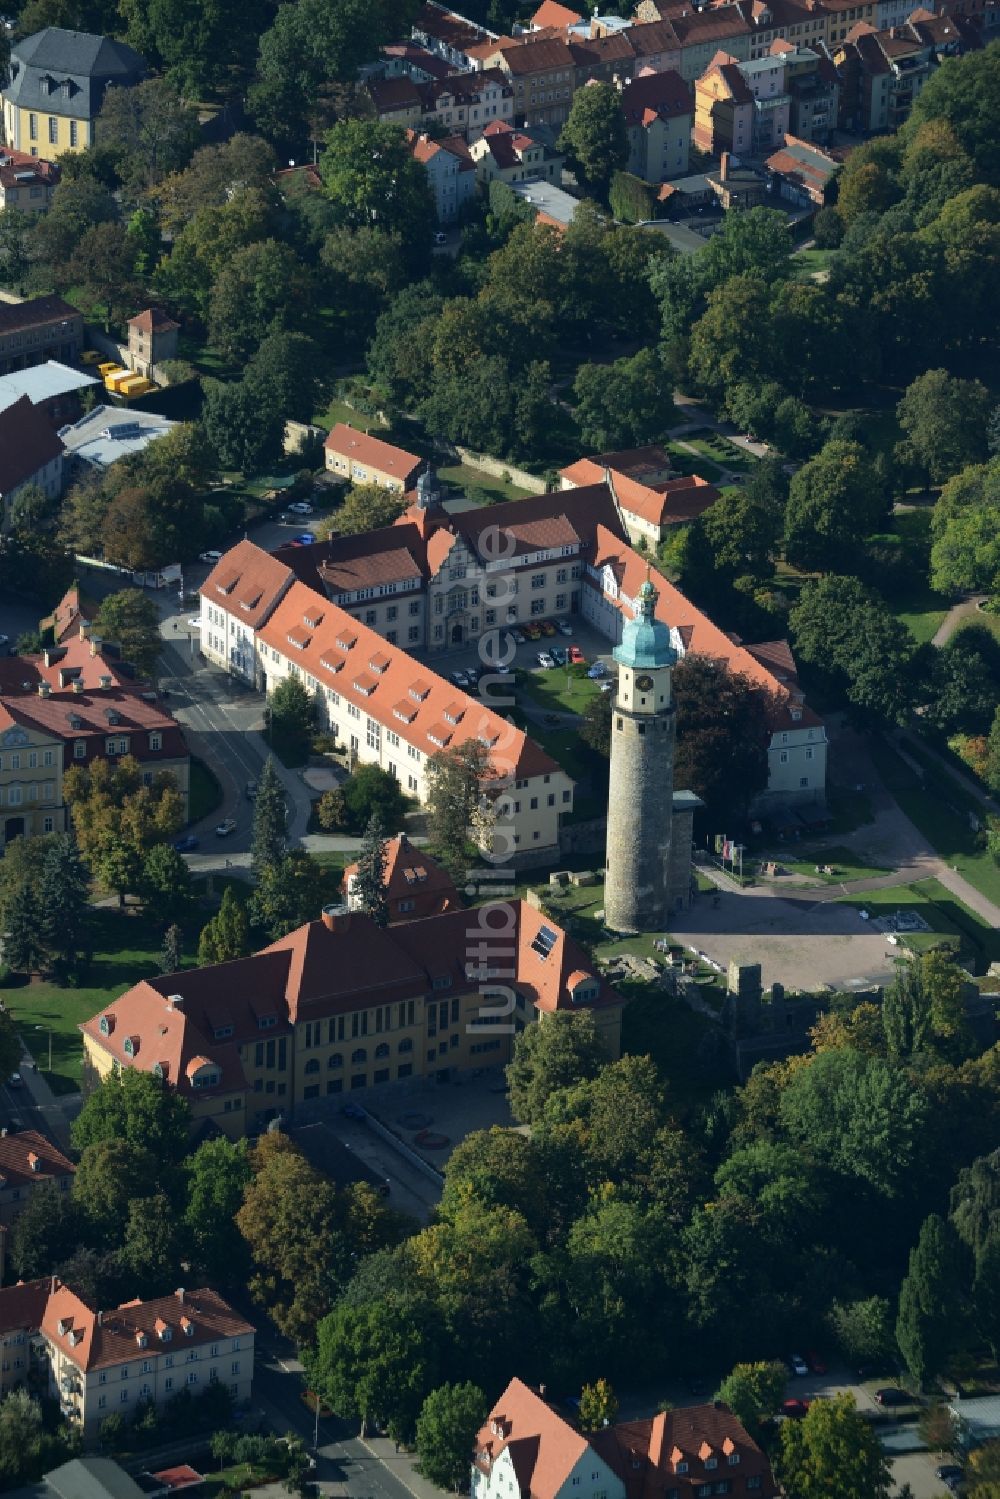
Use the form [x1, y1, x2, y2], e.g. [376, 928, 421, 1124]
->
[807, 1351, 828, 1375]
[450, 670, 470, 688]
[245, 781, 258, 801]
[294, 532, 315, 545]
[537, 652, 555, 669]
[173, 834, 199, 852]
[780, 1399, 810, 1419]
[199, 550, 222, 564]
[214, 818, 237, 838]
[557, 620, 573, 636]
[540, 620, 557, 636]
[936, 1467, 964, 1485]
[550, 647, 566, 666]
[524, 623, 542, 641]
[7, 1074, 21, 1089]
[511, 629, 526, 644]
[873, 1388, 910, 1407]
[587, 661, 607, 678]
[789, 1354, 809, 1377]
[568, 645, 585, 664]
[287, 501, 313, 515]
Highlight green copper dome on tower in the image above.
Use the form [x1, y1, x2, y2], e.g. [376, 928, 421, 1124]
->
[613, 578, 676, 670]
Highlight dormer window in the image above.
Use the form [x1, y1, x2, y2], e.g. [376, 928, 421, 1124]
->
[123, 1035, 139, 1058]
[157, 1321, 172, 1342]
[136, 1332, 148, 1348]
[180, 1317, 194, 1336]
[409, 680, 430, 702]
[705, 1459, 718, 1470]
[214, 1025, 233, 1040]
[336, 631, 358, 651]
[99, 1014, 115, 1036]
[257, 1015, 277, 1030]
[676, 1464, 689, 1475]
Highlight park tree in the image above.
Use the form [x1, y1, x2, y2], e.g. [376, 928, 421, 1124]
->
[184, 1136, 252, 1285]
[701, 489, 781, 578]
[251, 757, 288, 880]
[507, 1010, 608, 1125]
[783, 440, 886, 570]
[243, 331, 323, 427]
[896, 369, 992, 486]
[415, 1382, 488, 1491]
[72, 1068, 190, 1181]
[896, 1214, 970, 1388]
[73, 1139, 158, 1245]
[688, 277, 774, 403]
[425, 741, 495, 879]
[121, 0, 268, 96]
[139, 843, 193, 925]
[159, 922, 183, 975]
[906, 40, 1000, 185]
[926, 625, 1000, 736]
[827, 1296, 897, 1369]
[573, 348, 672, 452]
[201, 378, 285, 476]
[3, 881, 47, 975]
[343, 764, 410, 833]
[316, 787, 346, 831]
[790, 575, 916, 726]
[121, 1189, 187, 1296]
[580, 689, 613, 757]
[352, 817, 389, 927]
[321, 119, 434, 252]
[198, 886, 251, 964]
[558, 83, 626, 200]
[251, 850, 337, 939]
[974, 1236, 1000, 1358]
[714, 1362, 787, 1438]
[265, 676, 317, 765]
[950, 1149, 1000, 1257]
[208, 239, 313, 361]
[37, 833, 90, 979]
[64, 758, 185, 904]
[930, 460, 1000, 594]
[93, 590, 162, 679]
[316, 482, 410, 539]
[310, 1293, 440, 1441]
[579, 1379, 619, 1431]
[64, 221, 140, 332]
[778, 1391, 891, 1499]
[672, 655, 771, 825]
[95, 75, 199, 191]
[154, 135, 276, 235]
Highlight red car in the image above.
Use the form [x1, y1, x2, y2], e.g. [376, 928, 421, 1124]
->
[781, 1399, 810, 1420]
[568, 645, 585, 664]
[807, 1351, 828, 1375]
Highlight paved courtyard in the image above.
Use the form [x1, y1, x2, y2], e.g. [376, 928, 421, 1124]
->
[671, 886, 900, 991]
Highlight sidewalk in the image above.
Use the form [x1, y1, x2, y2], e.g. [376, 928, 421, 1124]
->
[15, 1043, 76, 1151]
[361, 1435, 451, 1499]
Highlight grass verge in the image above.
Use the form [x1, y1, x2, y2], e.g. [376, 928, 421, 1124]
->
[516, 663, 601, 716]
[838, 876, 1000, 968]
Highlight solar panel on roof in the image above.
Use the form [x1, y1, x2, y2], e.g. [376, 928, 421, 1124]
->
[531, 924, 558, 960]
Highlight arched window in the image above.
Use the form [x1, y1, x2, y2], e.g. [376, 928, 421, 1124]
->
[375, 1043, 390, 1059]
[304, 1058, 320, 1074]
[398, 1038, 413, 1054]
[328, 1054, 344, 1069]
[351, 1048, 367, 1065]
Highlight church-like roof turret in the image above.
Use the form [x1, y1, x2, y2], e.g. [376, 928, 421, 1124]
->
[613, 578, 676, 670]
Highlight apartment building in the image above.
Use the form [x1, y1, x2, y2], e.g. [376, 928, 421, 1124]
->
[41, 1285, 254, 1435]
[0, 1129, 74, 1228]
[693, 51, 756, 153]
[323, 424, 423, 492]
[0, 295, 83, 375]
[407, 129, 477, 220]
[81, 903, 624, 1133]
[0, 1280, 50, 1398]
[486, 36, 577, 125]
[412, 0, 497, 68]
[619, 68, 693, 181]
[370, 68, 515, 139]
[469, 120, 564, 186]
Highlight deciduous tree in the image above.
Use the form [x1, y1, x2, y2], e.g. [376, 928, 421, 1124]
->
[558, 82, 626, 200]
[783, 440, 886, 570]
[896, 1214, 970, 1388]
[94, 590, 162, 679]
[896, 369, 991, 486]
[415, 1382, 488, 1490]
[778, 1391, 891, 1499]
[573, 348, 672, 451]
[714, 1362, 787, 1438]
[507, 1010, 607, 1125]
[198, 885, 250, 964]
[672, 655, 771, 825]
[424, 742, 494, 879]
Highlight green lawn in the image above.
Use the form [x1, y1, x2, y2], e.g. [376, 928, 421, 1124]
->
[2, 910, 195, 1092]
[680, 429, 757, 473]
[437, 462, 535, 503]
[869, 737, 1000, 910]
[875, 509, 950, 644]
[313, 397, 381, 432]
[666, 445, 726, 483]
[188, 757, 224, 825]
[791, 248, 836, 281]
[765, 846, 892, 883]
[516, 663, 601, 716]
[203, 1460, 284, 1495]
[838, 876, 1000, 966]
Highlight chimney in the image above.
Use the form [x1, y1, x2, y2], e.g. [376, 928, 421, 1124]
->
[71, 678, 85, 694]
[321, 903, 352, 933]
[175, 1288, 185, 1303]
[720, 149, 730, 179]
[90, 636, 103, 657]
[37, 682, 50, 698]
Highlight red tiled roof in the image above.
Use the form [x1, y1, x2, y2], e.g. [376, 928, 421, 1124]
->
[324, 423, 422, 484]
[127, 307, 179, 334]
[494, 35, 577, 73]
[0, 683, 188, 765]
[592, 1403, 777, 1499]
[0, 394, 63, 493]
[532, 0, 583, 24]
[0, 1129, 74, 1189]
[0, 146, 59, 192]
[41, 1285, 254, 1373]
[621, 67, 692, 120]
[342, 833, 458, 920]
[561, 461, 719, 527]
[0, 1278, 52, 1337]
[200, 539, 294, 628]
[0, 295, 81, 337]
[257, 581, 560, 781]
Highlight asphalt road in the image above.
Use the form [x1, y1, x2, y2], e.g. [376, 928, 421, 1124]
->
[254, 1353, 417, 1499]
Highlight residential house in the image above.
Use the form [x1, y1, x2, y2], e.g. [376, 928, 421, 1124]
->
[0, 393, 64, 525]
[906, 8, 983, 53]
[407, 129, 477, 220]
[0, 295, 83, 375]
[0, 146, 59, 213]
[730, 49, 790, 150]
[40, 1284, 254, 1435]
[412, 1, 497, 68]
[659, 7, 754, 81]
[0, 1279, 50, 1398]
[530, 0, 584, 25]
[0, 1129, 75, 1229]
[370, 69, 515, 140]
[834, 20, 933, 130]
[619, 68, 692, 181]
[569, 29, 639, 86]
[485, 35, 577, 126]
[0, 360, 100, 430]
[472, 1380, 778, 1499]
[40, 582, 94, 645]
[743, 0, 831, 59]
[197, 539, 296, 685]
[693, 52, 756, 154]
[469, 119, 564, 184]
[0, 634, 190, 850]
[378, 41, 459, 79]
[2, 27, 145, 158]
[126, 308, 178, 381]
[80, 901, 625, 1132]
[624, 20, 685, 77]
[583, 527, 828, 806]
[765, 133, 838, 202]
[323, 424, 423, 492]
[824, 0, 879, 46]
[561, 457, 720, 544]
[343, 833, 459, 920]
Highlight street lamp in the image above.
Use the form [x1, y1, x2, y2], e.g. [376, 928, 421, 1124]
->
[35, 1027, 51, 1073]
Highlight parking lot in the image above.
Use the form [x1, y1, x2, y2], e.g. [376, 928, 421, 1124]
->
[422, 616, 618, 694]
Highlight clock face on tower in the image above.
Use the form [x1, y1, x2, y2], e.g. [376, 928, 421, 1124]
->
[635, 674, 654, 692]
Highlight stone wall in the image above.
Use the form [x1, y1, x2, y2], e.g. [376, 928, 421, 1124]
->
[454, 446, 547, 494]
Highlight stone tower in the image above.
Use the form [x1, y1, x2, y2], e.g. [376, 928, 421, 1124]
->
[604, 578, 678, 933]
